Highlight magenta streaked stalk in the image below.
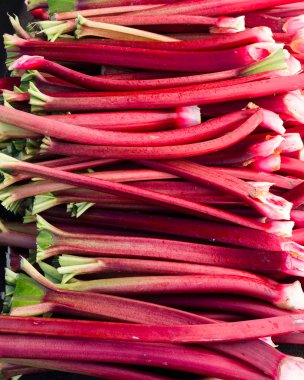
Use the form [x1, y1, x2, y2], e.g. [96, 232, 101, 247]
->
[0, 335, 270, 380]
[1, 315, 299, 380]
[52, 208, 300, 250]
[37, 218, 284, 262]
[32, 184, 242, 214]
[3, 314, 304, 343]
[56, 256, 268, 278]
[56, 248, 304, 277]
[36, 220, 301, 274]
[140, 294, 297, 318]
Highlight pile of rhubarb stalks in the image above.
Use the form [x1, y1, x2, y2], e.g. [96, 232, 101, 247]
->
[5, 1, 304, 379]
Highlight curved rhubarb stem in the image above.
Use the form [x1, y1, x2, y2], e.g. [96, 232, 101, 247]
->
[40, 110, 266, 159]
[10, 49, 287, 91]
[0, 103, 254, 147]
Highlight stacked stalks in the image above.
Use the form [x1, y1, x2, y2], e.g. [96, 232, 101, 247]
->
[3, 0, 304, 378]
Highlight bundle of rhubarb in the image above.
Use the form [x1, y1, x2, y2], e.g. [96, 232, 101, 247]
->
[3, 0, 304, 379]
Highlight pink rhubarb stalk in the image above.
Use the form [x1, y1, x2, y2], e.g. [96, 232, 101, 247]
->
[131, 0, 304, 16]
[0, 105, 255, 147]
[22, 71, 304, 111]
[3, 314, 304, 343]
[0, 150, 285, 232]
[45, 107, 201, 131]
[57, 273, 304, 310]
[136, 159, 292, 220]
[40, 110, 267, 160]
[0, 335, 270, 380]
[6, 34, 278, 71]
[52, 208, 301, 248]
[11, 54, 285, 91]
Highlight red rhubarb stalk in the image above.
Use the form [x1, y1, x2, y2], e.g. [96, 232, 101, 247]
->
[136, 159, 292, 220]
[45, 107, 200, 131]
[56, 255, 271, 278]
[0, 335, 270, 380]
[55, 249, 304, 277]
[53, 208, 300, 249]
[23, 71, 304, 111]
[0, 105, 255, 147]
[132, 0, 304, 16]
[0, 151, 284, 231]
[1, 168, 176, 206]
[11, 53, 286, 91]
[2, 314, 304, 343]
[6, 27, 275, 52]
[141, 294, 297, 318]
[40, 110, 267, 160]
[6, 34, 278, 71]
[57, 273, 304, 310]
